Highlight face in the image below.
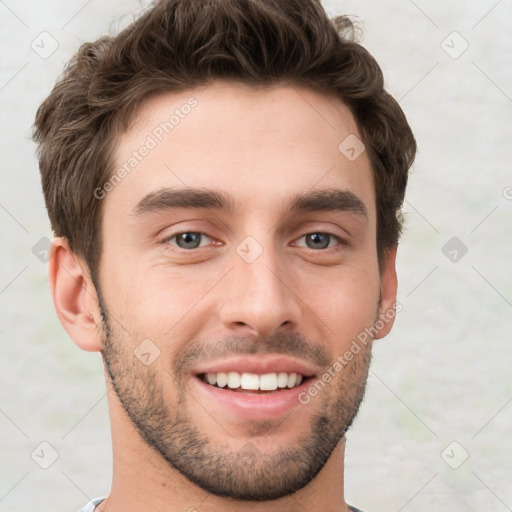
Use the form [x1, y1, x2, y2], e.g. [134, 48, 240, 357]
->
[95, 82, 396, 500]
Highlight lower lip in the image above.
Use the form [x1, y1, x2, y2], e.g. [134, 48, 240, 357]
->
[192, 376, 313, 421]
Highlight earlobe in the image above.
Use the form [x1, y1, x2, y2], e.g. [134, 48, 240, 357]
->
[375, 245, 399, 340]
[48, 237, 103, 352]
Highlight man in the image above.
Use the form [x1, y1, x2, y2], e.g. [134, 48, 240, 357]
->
[33, 0, 416, 510]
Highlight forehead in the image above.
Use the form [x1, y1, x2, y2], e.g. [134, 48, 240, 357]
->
[108, 81, 375, 219]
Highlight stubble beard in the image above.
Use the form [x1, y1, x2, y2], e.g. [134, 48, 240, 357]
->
[98, 298, 373, 501]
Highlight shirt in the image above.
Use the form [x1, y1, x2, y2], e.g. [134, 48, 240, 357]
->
[79, 498, 365, 511]
[78, 498, 104, 511]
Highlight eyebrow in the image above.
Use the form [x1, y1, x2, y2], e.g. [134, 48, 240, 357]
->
[132, 187, 368, 220]
[286, 188, 368, 220]
[133, 188, 235, 215]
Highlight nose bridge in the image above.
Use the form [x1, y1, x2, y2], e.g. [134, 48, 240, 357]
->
[219, 236, 300, 337]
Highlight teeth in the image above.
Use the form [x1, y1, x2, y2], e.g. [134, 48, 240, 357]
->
[260, 373, 277, 391]
[216, 372, 228, 388]
[241, 373, 260, 390]
[202, 372, 305, 391]
[277, 372, 288, 388]
[227, 372, 241, 389]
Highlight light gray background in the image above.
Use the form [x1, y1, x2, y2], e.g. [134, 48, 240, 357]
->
[1, 0, 511, 511]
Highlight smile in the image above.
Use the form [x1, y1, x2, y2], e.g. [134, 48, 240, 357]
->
[199, 371, 305, 392]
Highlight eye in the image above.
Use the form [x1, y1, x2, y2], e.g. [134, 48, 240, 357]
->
[296, 232, 341, 250]
[167, 232, 213, 249]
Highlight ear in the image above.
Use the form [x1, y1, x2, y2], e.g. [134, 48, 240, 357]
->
[48, 237, 102, 352]
[374, 245, 399, 340]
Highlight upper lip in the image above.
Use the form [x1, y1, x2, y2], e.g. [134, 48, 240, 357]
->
[193, 355, 318, 378]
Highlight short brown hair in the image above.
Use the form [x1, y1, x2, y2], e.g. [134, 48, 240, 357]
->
[33, 0, 416, 280]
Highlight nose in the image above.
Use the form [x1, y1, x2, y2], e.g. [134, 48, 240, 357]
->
[218, 242, 301, 338]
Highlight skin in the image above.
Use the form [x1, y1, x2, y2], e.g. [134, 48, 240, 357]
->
[49, 82, 398, 512]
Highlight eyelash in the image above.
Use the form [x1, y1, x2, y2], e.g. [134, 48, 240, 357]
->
[163, 231, 346, 251]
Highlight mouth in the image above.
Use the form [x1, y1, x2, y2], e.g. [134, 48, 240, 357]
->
[190, 356, 318, 420]
[197, 371, 311, 394]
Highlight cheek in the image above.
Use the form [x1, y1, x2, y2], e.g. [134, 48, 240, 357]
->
[312, 266, 381, 342]
[100, 263, 217, 348]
